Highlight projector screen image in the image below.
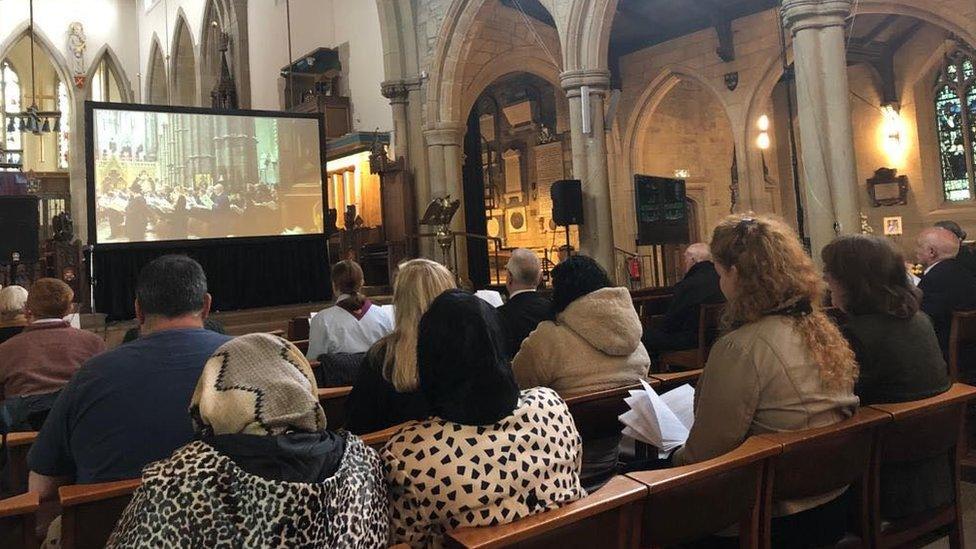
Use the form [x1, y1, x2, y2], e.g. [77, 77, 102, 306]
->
[90, 106, 324, 244]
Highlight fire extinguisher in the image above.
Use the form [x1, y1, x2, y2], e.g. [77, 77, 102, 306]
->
[626, 257, 641, 282]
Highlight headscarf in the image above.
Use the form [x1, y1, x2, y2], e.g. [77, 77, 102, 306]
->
[417, 289, 519, 425]
[190, 333, 327, 437]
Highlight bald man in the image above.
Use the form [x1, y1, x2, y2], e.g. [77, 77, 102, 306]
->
[916, 227, 976, 354]
[643, 243, 725, 354]
[498, 249, 551, 358]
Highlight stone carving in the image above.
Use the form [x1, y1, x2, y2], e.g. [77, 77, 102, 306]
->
[67, 22, 87, 88]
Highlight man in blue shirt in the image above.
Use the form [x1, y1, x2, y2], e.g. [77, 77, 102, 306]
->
[28, 255, 231, 512]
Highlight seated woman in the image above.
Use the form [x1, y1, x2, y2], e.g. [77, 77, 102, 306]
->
[108, 334, 389, 547]
[307, 260, 393, 360]
[822, 234, 951, 519]
[383, 290, 585, 547]
[512, 254, 650, 490]
[674, 215, 859, 548]
[0, 285, 29, 344]
[345, 259, 456, 434]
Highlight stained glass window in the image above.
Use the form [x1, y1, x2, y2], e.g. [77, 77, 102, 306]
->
[935, 47, 976, 201]
[57, 80, 70, 169]
[1, 60, 22, 162]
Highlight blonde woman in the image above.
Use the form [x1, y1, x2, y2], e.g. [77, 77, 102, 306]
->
[345, 259, 456, 434]
[673, 215, 859, 548]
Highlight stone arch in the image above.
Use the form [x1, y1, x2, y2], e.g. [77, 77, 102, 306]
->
[856, 1, 976, 49]
[426, 0, 562, 129]
[84, 45, 135, 102]
[171, 9, 199, 106]
[460, 49, 564, 120]
[0, 22, 76, 105]
[199, 0, 250, 107]
[146, 35, 169, 104]
[619, 65, 738, 243]
[558, 0, 618, 73]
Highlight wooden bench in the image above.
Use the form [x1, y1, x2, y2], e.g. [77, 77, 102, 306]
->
[649, 369, 702, 391]
[867, 383, 976, 548]
[4, 431, 38, 496]
[292, 338, 310, 354]
[658, 303, 724, 372]
[59, 478, 140, 549]
[288, 316, 311, 341]
[632, 294, 673, 329]
[948, 310, 976, 383]
[0, 491, 39, 549]
[626, 436, 780, 548]
[756, 407, 891, 548]
[318, 386, 353, 429]
[444, 475, 647, 549]
[359, 423, 408, 450]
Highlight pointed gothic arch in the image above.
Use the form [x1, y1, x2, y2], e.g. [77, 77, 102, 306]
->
[171, 10, 199, 106]
[146, 36, 169, 105]
[85, 45, 134, 103]
[199, 0, 250, 107]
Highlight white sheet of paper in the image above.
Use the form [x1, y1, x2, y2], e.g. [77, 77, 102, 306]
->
[660, 384, 695, 430]
[63, 313, 80, 329]
[617, 379, 692, 452]
[475, 290, 504, 308]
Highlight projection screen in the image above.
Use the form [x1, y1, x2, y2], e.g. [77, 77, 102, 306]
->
[86, 103, 325, 245]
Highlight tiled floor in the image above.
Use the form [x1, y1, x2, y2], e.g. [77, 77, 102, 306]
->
[923, 481, 976, 548]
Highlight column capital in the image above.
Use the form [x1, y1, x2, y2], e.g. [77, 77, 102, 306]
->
[781, 0, 852, 34]
[423, 123, 464, 146]
[559, 69, 611, 93]
[381, 81, 410, 104]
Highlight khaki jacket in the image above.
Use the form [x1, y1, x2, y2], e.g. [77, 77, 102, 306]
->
[512, 287, 651, 395]
[674, 315, 859, 515]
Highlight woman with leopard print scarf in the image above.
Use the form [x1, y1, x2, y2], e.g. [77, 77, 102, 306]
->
[107, 334, 390, 548]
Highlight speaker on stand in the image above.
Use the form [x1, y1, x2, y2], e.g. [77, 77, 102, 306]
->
[551, 179, 583, 256]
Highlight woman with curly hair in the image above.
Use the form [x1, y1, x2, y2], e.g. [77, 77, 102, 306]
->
[674, 214, 859, 547]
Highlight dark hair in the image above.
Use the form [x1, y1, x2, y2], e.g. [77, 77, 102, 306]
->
[935, 220, 967, 241]
[821, 234, 920, 319]
[417, 289, 519, 426]
[332, 260, 366, 311]
[550, 255, 611, 315]
[136, 255, 208, 318]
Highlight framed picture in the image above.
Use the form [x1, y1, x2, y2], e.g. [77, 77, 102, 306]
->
[506, 207, 528, 234]
[883, 216, 903, 236]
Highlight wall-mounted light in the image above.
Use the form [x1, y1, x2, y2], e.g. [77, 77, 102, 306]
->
[880, 104, 907, 167]
[674, 169, 690, 179]
[756, 114, 771, 150]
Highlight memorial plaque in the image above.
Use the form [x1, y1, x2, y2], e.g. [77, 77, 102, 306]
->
[503, 149, 523, 195]
[534, 141, 564, 212]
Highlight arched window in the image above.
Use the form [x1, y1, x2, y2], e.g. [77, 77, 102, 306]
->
[1, 60, 22, 165]
[90, 56, 122, 103]
[934, 47, 976, 201]
[57, 80, 70, 169]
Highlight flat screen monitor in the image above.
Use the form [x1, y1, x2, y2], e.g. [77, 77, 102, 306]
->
[85, 102, 325, 246]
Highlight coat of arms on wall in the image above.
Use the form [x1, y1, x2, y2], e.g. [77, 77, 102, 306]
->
[724, 72, 739, 91]
[866, 167, 909, 207]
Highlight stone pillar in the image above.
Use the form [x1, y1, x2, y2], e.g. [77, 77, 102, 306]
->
[381, 80, 411, 163]
[782, 0, 860, 254]
[423, 124, 467, 278]
[561, 69, 615, 272]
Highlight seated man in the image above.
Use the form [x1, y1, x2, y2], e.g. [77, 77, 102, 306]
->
[935, 220, 976, 275]
[497, 249, 551, 358]
[916, 227, 976, 355]
[28, 255, 231, 522]
[643, 243, 725, 353]
[0, 279, 105, 423]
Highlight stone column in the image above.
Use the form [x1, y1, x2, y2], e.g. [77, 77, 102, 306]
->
[560, 69, 615, 272]
[423, 124, 467, 278]
[782, 0, 860, 254]
[381, 80, 411, 163]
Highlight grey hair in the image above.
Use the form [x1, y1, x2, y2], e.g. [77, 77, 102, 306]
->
[0, 285, 28, 318]
[507, 249, 542, 287]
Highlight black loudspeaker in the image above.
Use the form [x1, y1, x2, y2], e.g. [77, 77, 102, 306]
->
[0, 196, 39, 262]
[551, 179, 583, 226]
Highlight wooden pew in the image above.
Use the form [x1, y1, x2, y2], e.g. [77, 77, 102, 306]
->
[867, 383, 976, 549]
[266, 329, 286, 338]
[626, 437, 780, 548]
[649, 369, 703, 391]
[632, 294, 673, 329]
[4, 431, 38, 496]
[318, 386, 353, 430]
[444, 475, 647, 549]
[359, 423, 408, 450]
[658, 303, 724, 372]
[0, 491, 39, 549]
[59, 478, 140, 549]
[287, 316, 311, 341]
[756, 407, 891, 549]
[292, 338, 310, 354]
[948, 310, 976, 382]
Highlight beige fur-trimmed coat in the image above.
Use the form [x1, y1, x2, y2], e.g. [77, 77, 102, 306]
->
[511, 287, 651, 395]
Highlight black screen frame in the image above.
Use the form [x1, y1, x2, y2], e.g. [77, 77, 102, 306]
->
[83, 100, 329, 250]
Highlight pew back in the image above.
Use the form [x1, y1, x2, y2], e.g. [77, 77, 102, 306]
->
[444, 475, 646, 549]
[3, 431, 37, 496]
[318, 386, 352, 429]
[564, 383, 650, 442]
[0, 492, 39, 549]
[627, 437, 780, 548]
[288, 316, 311, 341]
[59, 478, 140, 549]
[948, 310, 976, 382]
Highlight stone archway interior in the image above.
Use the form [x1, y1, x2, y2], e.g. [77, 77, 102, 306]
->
[90, 55, 123, 102]
[148, 43, 168, 105]
[173, 20, 197, 106]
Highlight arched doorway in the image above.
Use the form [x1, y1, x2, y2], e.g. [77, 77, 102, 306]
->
[462, 71, 573, 287]
[171, 15, 198, 107]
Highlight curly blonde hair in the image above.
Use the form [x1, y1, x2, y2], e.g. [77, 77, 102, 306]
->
[710, 214, 857, 391]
